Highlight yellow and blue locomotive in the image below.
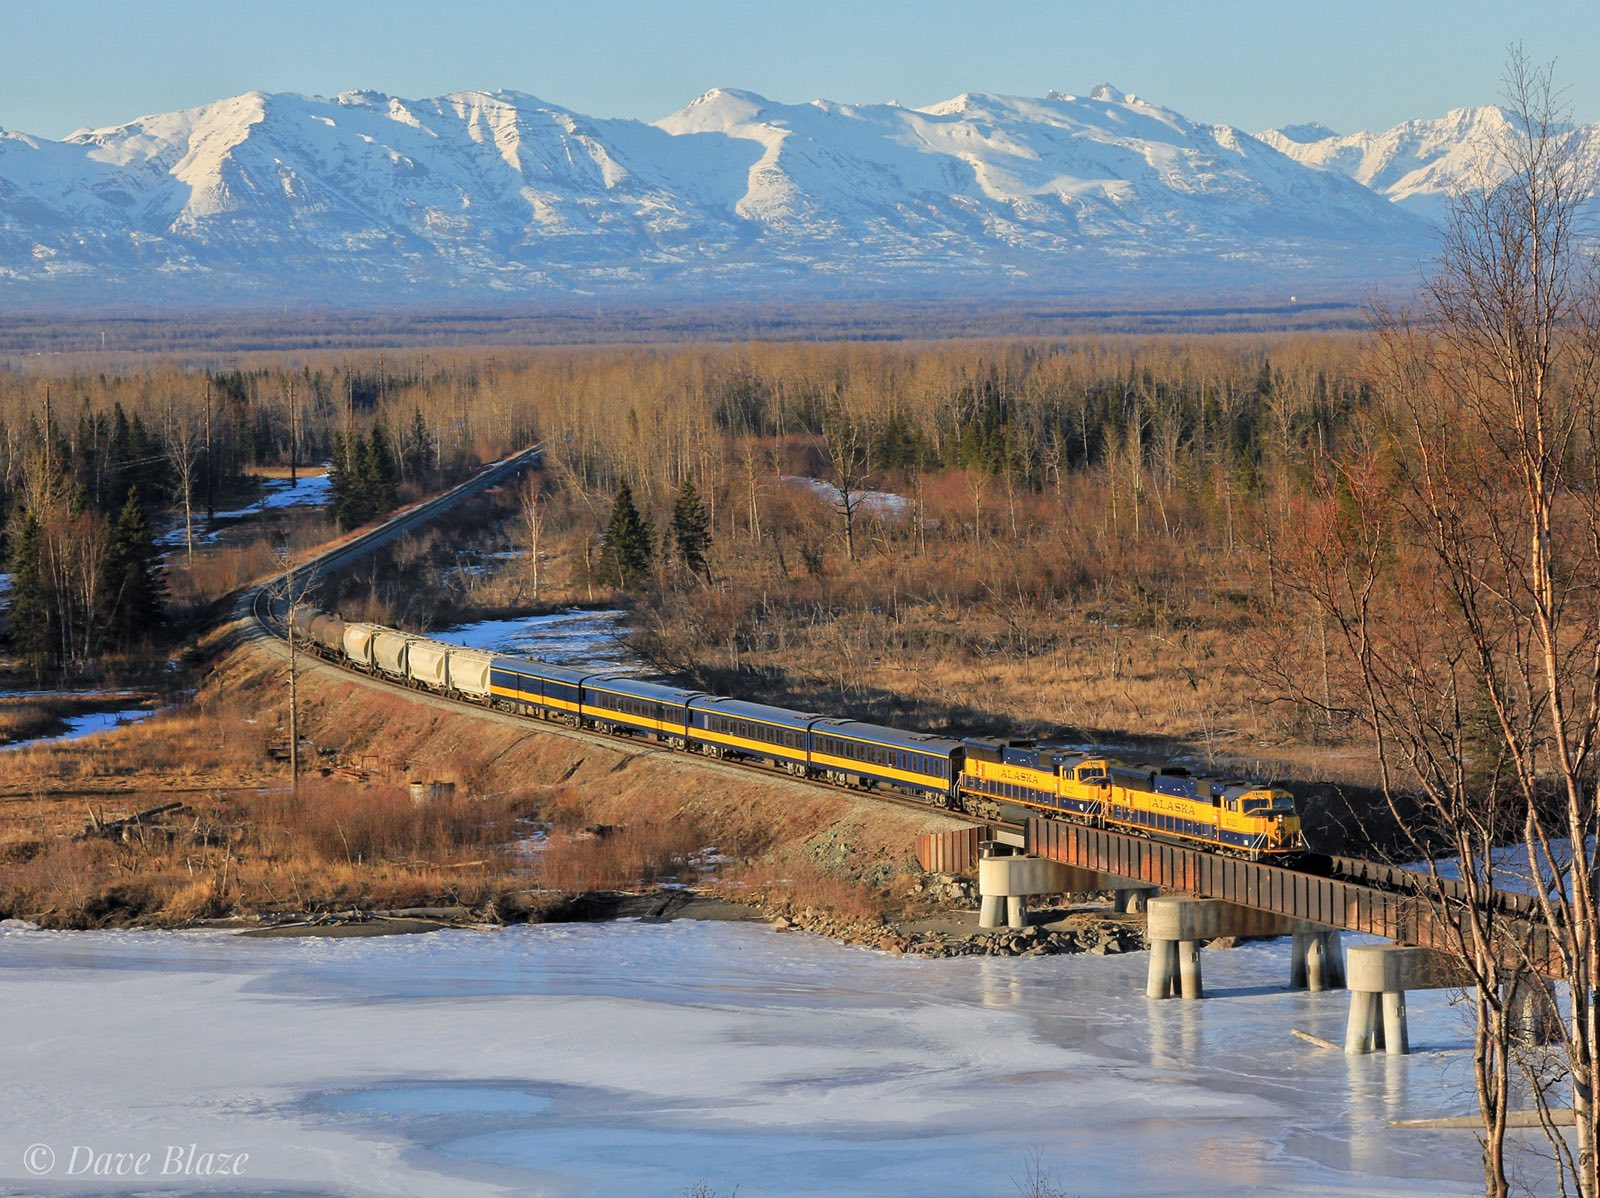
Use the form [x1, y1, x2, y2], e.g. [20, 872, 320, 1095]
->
[958, 740, 1303, 859]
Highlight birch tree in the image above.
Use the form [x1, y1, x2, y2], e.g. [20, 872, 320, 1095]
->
[1274, 52, 1600, 1197]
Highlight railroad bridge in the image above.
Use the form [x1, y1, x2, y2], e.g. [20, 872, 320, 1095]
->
[916, 819, 1557, 1055]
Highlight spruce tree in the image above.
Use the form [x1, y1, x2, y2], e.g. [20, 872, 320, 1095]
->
[405, 407, 432, 480]
[127, 412, 159, 500]
[599, 480, 651, 590]
[328, 431, 370, 530]
[363, 423, 398, 512]
[7, 511, 56, 675]
[671, 479, 711, 580]
[102, 487, 166, 649]
[328, 431, 352, 528]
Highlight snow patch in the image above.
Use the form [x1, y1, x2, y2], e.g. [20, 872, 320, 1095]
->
[432, 608, 632, 667]
[784, 476, 909, 518]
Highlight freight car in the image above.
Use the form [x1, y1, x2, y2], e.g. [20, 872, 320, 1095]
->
[288, 608, 1303, 860]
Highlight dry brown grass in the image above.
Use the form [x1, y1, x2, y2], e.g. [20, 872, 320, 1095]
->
[0, 780, 537, 928]
[163, 510, 333, 613]
[251, 780, 530, 867]
[534, 819, 710, 894]
[0, 697, 76, 744]
[725, 858, 893, 925]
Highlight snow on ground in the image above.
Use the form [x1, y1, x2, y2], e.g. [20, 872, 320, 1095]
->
[784, 476, 910, 518]
[0, 707, 155, 751]
[157, 470, 332, 549]
[433, 608, 634, 668]
[0, 921, 1515, 1197]
[211, 469, 332, 519]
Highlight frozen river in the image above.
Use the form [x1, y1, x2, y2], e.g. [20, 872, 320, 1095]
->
[0, 920, 1505, 1197]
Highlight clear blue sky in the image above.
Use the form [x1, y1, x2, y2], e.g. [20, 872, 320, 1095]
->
[3, 0, 1595, 139]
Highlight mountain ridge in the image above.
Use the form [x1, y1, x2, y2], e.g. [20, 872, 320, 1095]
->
[1258, 105, 1600, 219]
[0, 84, 1475, 307]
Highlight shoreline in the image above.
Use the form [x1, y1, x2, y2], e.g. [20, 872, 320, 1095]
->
[4, 885, 1150, 961]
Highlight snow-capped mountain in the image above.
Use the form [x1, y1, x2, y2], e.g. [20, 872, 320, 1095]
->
[1259, 107, 1600, 220]
[0, 84, 1438, 306]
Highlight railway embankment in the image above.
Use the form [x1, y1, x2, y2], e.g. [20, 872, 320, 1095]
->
[222, 633, 1150, 953]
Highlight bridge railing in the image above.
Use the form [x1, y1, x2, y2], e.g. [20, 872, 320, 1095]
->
[1026, 818, 1555, 972]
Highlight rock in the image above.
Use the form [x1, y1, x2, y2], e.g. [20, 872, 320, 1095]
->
[771, 917, 793, 931]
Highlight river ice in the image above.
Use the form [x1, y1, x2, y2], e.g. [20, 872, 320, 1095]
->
[0, 921, 1516, 1197]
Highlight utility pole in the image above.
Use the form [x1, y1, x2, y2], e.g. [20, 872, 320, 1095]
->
[269, 548, 318, 800]
[288, 588, 299, 799]
[203, 375, 215, 520]
[287, 378, 299, 485]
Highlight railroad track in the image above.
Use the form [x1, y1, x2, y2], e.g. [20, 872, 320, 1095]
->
[244, 451, 1545, 943]
[244, 445, 1015, 837]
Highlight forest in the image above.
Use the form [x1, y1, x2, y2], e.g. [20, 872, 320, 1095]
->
[0, 333, 1375, 786]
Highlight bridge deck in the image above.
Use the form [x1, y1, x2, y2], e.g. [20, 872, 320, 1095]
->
[1025, 818, 1555, 974]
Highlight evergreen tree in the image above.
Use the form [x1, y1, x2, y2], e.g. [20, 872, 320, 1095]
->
[327, 431, 358, 529]
[363, 423, 398, 512]
[404, 407, 432, 481]
[639, 504, 658, 581]
[102, 487, 166, 649]
[671, 479, 711, 580]
[7, 511, 56, 676]
[328, 431, 373, 530]
[328, 426, 401, 531]
[598, 480, 652, 590]
[127, 412, 159, 499]
[108, 403, 134, 504]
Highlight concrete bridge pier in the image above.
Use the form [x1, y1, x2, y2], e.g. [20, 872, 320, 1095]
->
[1144, 897, 1299, 1000]
[1344, 944, 1467, 1055]
[1112, 887, 1159, 914]
[1507, 975, 1561, 1047]
[977, 854, 1133, 930]
[977, 893, 1025, 929]
[1289, 928, 1347, 992]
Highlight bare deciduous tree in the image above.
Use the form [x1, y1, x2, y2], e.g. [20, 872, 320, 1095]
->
[163, 397, 201, 568]
[822, 406, 870, 563]
[518, 473, 547, 602]
[1270, 51, 1600, 1197]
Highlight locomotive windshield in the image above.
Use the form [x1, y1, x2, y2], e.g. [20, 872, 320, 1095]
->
[1242, 795, 1295, 813]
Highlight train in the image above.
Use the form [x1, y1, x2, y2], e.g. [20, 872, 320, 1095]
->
[290, 609, 1306, 860]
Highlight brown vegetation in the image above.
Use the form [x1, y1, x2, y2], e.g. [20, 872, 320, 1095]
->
[0, 632, 949, 929]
